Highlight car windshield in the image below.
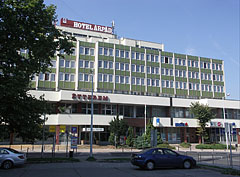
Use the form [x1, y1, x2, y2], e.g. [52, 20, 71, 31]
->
[6, 148, 20, 154]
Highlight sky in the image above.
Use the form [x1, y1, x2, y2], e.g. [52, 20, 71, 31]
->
[45, 0, 240, 100]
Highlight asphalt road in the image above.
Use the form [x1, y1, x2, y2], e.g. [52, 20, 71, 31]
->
[0, 161, 236, 177]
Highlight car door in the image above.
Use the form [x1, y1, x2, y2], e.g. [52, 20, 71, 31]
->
[163, 149, 182, 167]
[0, 149, 9, 165]
[152, 149, 168, 168]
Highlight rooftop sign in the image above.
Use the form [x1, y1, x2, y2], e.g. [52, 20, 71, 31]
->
[60, 18, 113, 34]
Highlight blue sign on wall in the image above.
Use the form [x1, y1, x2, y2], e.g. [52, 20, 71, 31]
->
[71, 127, 78, 133]
[175, 123, 185, 127]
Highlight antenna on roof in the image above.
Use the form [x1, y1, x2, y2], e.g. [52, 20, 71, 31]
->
[111, 20, 115, 34]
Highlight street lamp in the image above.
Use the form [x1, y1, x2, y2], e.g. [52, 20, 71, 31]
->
[223, 93, 230, 150]
[89, 69, 94, 158]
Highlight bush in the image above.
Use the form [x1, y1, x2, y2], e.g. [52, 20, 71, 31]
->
[133, 136, 150, 149]
[180, 142, 191, 148]
[196, 144, 235, 149]
[157, 142, 175, 149]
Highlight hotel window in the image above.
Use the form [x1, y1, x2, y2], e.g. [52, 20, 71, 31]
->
[208, 63, 210, 69]
[176, 81, 179, 88]
[151, 55, 154, 62]
[131, 64, 136, 72]
[147, 78, 150, 86]
[156, 79, 159, 87]
[116, 49, 119, 57]
[141, 65, 144, 73]
[60, 59, 64, 67]
[65, 73, 70, 81]
[109, 75, 113, 82]
[219, 64, 222, 71]
[161, 68, 164, 75]
[189, 83, 192, 90]
[151, 67, 155, 74]
[170, 81, 173, 88]
[120, 63, 124, 71]
[79, 73, 83, 81]
[162, 80, 165, 87]
[125, 63, 129, 71]
[208, 74, 211, 80]
[98, 74, 102, 82]
[125, 51, 129, 58]
[166, 80, 169, 88]
[169, 57, 173, 64]
[212, 63, 215, 70]
[141, 78, 144, 85]
[45, 73, 50, 81]
[141, 53, 144, 60]
[65, 60, 70, 68]
[79, 60, 84, 68]
[179, 59, 182, 65]
[221, 86, 223, 93]
[90, 61, 94, 69]
[155, 67, 159, 74]
[99, 47, 103, 55]
[161, 56, 164, 63]
[125, 76, 129, 84]
[136, 52, 139, 60]
[175, 58, 178, 65]
[51, 60, 56, 68]
[131, 52, 135, 59]
[183, 70, 186, 77]
[182, 59, 186, 66]
[155, 55, 159, 62]
[195, 61, 198, 68]
[170, 69, 173, 76]
[209, 85, 212, 91]
[147, 66, 150, 74]
[120, 50, 124, 58]
[196, 83, 199, 90]
[152, 79, 155, 86]
[188, 71, 191, 78]
[180, 82, 183, 89]
[188, 60, 191, 67]
[136, 65, 140, 72]
[85, 60, 89, 68]
[196, 72, 199, 79]
[220, 75, 223, 81]
[98, 60, 102, 68]
[80, 47, 84, 55]
[165, 56, 169, 63]
[165, 68, 169, 75]
[84, 74, 89, 82]
[70, 61, 75, 68]
[104, 48, 108, 56]
[136, 78, 140, 85]
[104, 74, 108, 82]
[132, 77, 136, 85]
[179, 70, 182, 77]
[184, 82, 187, 89]
[109, 61, 113, 69]
[192, 83, 196, 90]
[104, 61, 108, 69]
[90, 48, 94, 56]
[70, 74, 75, 82]
[146, 54, 150, 61]
[85, 48, 90, 55]
[192, 72, 195, 79]
[191, 61, 195, 67]
[115, 62, 119, 70]
[59, 73, 63, 81]
[109, 48, 113, 56]
[50, 74, 55, 81]
[115, 75, 119, 83]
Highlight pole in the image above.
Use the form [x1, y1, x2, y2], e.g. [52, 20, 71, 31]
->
[223, 97, 228, 150]
[229, 124, 233, 167]
[145, 104, 146, 133]
[90, 71, 93, 157]
[41, 114, 46, 158]
[66, 131, 69, 157]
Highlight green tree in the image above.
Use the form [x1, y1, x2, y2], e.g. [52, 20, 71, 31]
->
[109, 115, 128, 146]
[0, 0, 74, 144]
[190, 102, 215, 144]
[143, 121, 155, 144]
[126, 127, 134, 147]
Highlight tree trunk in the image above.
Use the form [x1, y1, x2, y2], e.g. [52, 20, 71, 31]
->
[202, 136, 204, 144]
[9, 132, 14, 145]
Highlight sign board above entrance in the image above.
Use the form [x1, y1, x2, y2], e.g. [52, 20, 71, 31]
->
[82, 128, 104, 132]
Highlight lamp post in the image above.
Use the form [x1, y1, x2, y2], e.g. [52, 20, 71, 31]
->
[89, 69, 94, 158]
[41, 113, 46, 158]
[223, 93, 230, 150]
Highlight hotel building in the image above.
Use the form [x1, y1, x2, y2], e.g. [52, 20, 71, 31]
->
[27, 18, 240, 144]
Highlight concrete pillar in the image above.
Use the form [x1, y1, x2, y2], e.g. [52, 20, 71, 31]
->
[56, 125, 60, 145]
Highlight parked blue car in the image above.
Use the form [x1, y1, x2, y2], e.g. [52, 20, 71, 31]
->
[131, 148, 196, 170]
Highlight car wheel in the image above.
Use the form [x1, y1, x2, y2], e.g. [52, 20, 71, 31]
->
[183, 160, 192, 169]
[2, 160, 13, 169]
[146, 161, 155, 170]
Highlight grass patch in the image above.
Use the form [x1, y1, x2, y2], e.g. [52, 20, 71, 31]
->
[86, 156, 97, 161]
[180, 142, 191, 148]
[27, 157, 80, 163]
[199, 164, 240, 176]
[196, 144, 235, 150]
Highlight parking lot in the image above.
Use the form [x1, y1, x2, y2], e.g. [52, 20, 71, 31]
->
[0, 161, 236, 177]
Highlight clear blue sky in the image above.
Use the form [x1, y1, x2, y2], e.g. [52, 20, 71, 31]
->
[45, 0, 239, 100]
